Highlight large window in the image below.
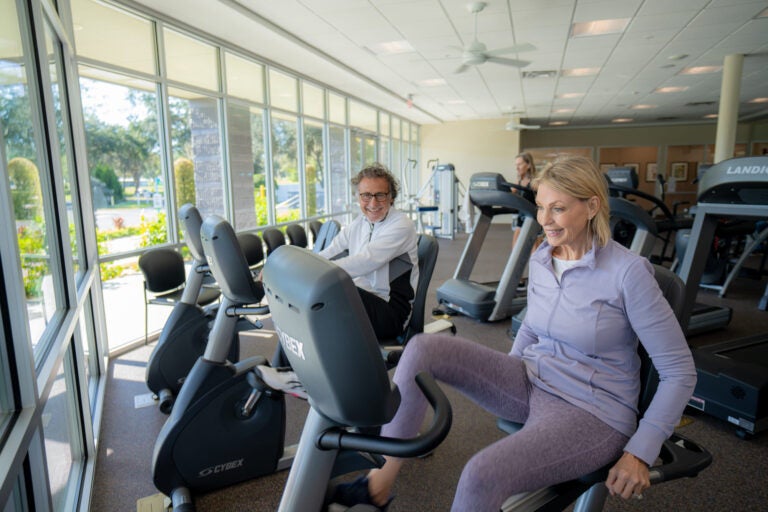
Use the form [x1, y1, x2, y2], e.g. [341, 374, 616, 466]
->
[43, 353, 79, 510]
[227, 102, 265, 230]
[270, 112, 299, 222]
[2, 3, 55, 352]
[79, 69, 162, 254]
[269, 69, 297, 113]
[169, 88, 226, 220]
[71, 0, 156, 75]
[303, 120, 325, 217]
[225, 51, 264, 104]
[164, 28, 218, 92]
[329, 125, 347, 214]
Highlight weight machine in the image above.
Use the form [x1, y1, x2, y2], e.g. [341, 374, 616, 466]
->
[401, 159, 468, 239]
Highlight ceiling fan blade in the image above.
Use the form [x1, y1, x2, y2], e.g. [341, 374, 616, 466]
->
[454, 63, 470, 74]
[485, 42, 536, 57]
[486, 56, 531, 68]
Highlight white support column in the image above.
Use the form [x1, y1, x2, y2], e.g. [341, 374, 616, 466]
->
[713, 54, 744, 164]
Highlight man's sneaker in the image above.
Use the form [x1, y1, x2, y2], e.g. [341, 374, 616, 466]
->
[256, 365, 308, 400]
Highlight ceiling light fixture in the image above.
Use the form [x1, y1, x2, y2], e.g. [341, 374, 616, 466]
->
[571, 18, 630, 37]
[562, 67, 600, 77]
[655, 86, 689, 93]
[704, 114, 718, 118]
[630, 104, 656, 110]
[549, 121, 569, 126]
[522, 70, 558, 79]
[556, 92, 584, 99]
[749, 97, 768, 103]
[368, 40, 415, 55]
[552, 108, 575, 113]
[680, 65, 722, 75]
[418, 78, 446, 87]
[612, 118, 633, 123]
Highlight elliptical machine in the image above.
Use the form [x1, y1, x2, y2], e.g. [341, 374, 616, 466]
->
[145, 204, 240, 413]
[152, 215, 288, 511]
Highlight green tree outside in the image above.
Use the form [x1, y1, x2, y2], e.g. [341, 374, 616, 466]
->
[174, 157, 196, 207]
[8, 157, 43, 220]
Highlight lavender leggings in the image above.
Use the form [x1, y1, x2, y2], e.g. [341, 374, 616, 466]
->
[383, 334, 629, 512]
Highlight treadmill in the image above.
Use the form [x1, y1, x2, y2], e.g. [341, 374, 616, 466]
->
[676, 155, 768, 436]
[677, 156, 768, 334]
[436, 172, 539, 322]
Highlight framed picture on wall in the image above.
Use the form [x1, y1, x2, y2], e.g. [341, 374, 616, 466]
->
[645, 163, 658, 182]
[671, 162, 688, 181]
[599, 163, 615, 172]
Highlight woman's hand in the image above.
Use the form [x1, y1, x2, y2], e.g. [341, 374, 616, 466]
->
[605, 451, 650, 499]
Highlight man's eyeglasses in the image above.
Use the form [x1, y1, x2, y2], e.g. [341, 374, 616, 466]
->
[358, 192, 390, 202]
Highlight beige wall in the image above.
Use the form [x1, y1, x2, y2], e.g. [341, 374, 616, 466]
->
[518, 122, 768, 152]
[420, 118, 521, 186]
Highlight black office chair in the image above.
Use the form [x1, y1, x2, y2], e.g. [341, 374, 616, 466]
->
[237, 232, 265, 277]
[380, 234, 440, 366]
[498, 264, 711, 511]
[286, 224, 308, 248]
[308, 220, 323, 247]
[138, 247, 219, 344]
[312, 220, 341, 253]
[261, 227, 286, 256]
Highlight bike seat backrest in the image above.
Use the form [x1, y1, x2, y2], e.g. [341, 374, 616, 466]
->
[200, 215, 264, 305]
[237, 232, 265, 268]
[313, 220, 341, 253]
[609, 197, 658, 236]
[263, 245, 400, 427]
[179, 203, 206, 262]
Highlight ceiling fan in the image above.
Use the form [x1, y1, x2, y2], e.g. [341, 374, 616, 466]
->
[505, 119, 541, 130]
[453, 2, 535, 74]
[503, 110, 540, 130]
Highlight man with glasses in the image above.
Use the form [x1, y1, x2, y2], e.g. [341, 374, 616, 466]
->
[260, 162, 419, 390]
[318, 163, 419, 339]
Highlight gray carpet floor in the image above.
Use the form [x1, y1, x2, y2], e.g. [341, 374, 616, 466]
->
[91, 225, 768, 511]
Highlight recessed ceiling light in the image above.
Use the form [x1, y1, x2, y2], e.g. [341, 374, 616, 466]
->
[562, 67, 600, 77]
[549, 121, 569, 126]
[367, 40, 415, 55]
[552, 108, 575, 113]
[612, 118, 633, 123]
[704, 113, 718, 119]
[680, 66, 722, 75]
[749, 97, 768, 103]
[630, 104, 657, 110]
[571, 18, 630, 37]
[418, 78, 446, 87]
[522, 70, 559, 79]
[556, 92, 584, 99]
[655, 86, 689, 93]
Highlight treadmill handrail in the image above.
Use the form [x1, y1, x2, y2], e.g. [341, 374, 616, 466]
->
[316, 372, 452, 458]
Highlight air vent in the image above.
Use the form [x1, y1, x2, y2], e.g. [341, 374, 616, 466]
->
[522, 70, 558, 79]
[686, 101, 716, 107]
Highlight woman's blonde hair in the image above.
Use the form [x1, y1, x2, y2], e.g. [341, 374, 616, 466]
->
[532, 155, 611, 247]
